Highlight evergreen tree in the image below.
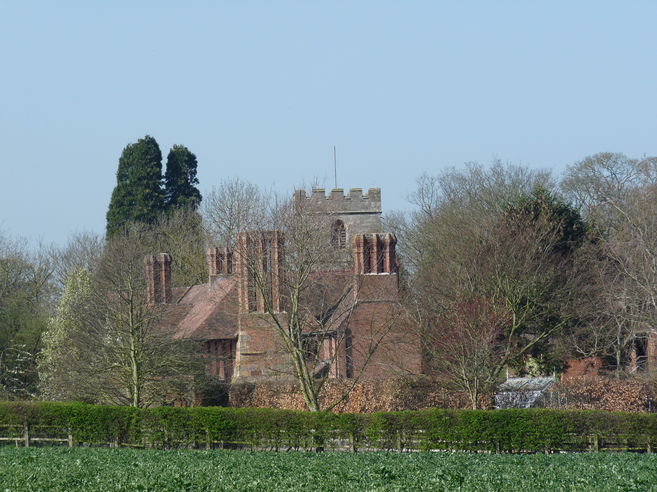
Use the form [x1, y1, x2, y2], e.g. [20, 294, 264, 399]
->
[504, 185, 588, 256]
[106, 135, 165, 236]
[164, 145, 202, 210]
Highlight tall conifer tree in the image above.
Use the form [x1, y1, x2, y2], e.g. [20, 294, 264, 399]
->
[106, 135, 165, 236]
[164, 145, 202, 210]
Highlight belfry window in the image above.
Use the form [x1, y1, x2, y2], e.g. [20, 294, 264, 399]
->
[331, 220, 346, 249]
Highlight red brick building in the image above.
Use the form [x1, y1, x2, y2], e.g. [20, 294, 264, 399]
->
[148, 188, 421, 384]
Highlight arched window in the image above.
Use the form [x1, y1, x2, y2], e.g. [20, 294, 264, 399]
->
[331, 220, 346, 249]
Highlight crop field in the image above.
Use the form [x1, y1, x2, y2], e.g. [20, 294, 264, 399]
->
[0, 448, 656, 491]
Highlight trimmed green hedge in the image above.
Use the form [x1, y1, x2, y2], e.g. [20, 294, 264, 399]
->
[0, 402, 655, 452]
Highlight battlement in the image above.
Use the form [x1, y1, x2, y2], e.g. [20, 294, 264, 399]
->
[294, 188, 382, 214]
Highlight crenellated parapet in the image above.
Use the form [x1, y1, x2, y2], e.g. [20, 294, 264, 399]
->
[294, 188, 382, 215]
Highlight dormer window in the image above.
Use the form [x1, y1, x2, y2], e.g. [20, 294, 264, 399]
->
[331, 220, 346, 249]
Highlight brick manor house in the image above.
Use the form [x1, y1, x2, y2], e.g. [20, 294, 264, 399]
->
[145, 188, 421, 384]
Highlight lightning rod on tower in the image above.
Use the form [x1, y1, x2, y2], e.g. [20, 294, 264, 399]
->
[333, 145, 337, 189]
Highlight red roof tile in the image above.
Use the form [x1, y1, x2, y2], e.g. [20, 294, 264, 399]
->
[171, 277, 238, 340]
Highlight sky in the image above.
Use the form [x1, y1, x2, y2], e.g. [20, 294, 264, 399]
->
[1, 1, 656, 246]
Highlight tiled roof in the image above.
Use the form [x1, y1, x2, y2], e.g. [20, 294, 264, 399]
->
[164, 269, 391, 342]
[170, 277, 238, 340]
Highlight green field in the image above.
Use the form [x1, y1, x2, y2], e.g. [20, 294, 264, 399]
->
[0, 448, 656, 491]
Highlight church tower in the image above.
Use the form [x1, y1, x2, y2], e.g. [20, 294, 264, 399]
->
[293, 188, 382, 251]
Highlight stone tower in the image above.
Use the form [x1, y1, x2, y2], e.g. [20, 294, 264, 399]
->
[293, 188, 382, 250]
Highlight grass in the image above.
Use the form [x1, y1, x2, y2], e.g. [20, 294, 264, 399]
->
[0, 447, 656, 491]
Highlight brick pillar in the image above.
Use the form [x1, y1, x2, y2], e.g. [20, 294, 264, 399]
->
[269, 231, 284, 313]
[352, 235, 365, 274]
[369, 234, 379, 274]
[254, 236, 265, 312]
[208, 246, 233, 285]
[158, 253, 172, 304]
[648, 332, 657, 371]
[353, 233, 397, 275]
[236, 232, 250, 313]
[236, 231, 284, 313]
[382, 234, 397, 273]
[144, 255, 157, 305]
[208, 247, 218, 285]
[144, 253, 172, 304]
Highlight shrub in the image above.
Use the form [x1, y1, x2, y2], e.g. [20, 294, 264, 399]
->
[0, 402, 655, 453]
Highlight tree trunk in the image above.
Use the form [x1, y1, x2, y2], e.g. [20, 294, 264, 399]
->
[293, 350, 320, 412]
[130, 322, 141, 408]
[131, 347, 140, 408]
[470, 387, 479, 410]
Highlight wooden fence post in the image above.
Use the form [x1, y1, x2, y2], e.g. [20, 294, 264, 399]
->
[23, 423, 29, 448]
[68, 428, 73, 448]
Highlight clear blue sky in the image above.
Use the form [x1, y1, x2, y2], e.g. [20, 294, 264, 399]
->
[1, 2, 656, 245]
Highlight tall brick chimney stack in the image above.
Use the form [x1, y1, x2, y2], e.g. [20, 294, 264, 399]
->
[235, 231, 284, 313]
[352, 233, 397, 275]
[352, 233, 398, 302]
[144, 253, 172, 304]
[207, 246, 232, 285]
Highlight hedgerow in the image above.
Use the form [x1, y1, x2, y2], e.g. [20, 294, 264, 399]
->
[0, 402, 655, 452]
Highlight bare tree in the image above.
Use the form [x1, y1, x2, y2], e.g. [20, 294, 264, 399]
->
[561, 152, 657, 228]
[39, 226, 203, 407]
[0, 232, 54, 399]
[562, 153, 657, 373]
[425, 295, 510, 409]
[146, 207, 208, 287]
[400, 163, 590, 404]
[49, 231, 105, 290]
[563, 241, 640, 375]
[201, 177, 272, 248]
[603, 191, 657, 371]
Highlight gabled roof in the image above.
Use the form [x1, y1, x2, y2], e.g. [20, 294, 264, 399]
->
[170, 277, 238, 340]
[163, 268, 401, 342]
